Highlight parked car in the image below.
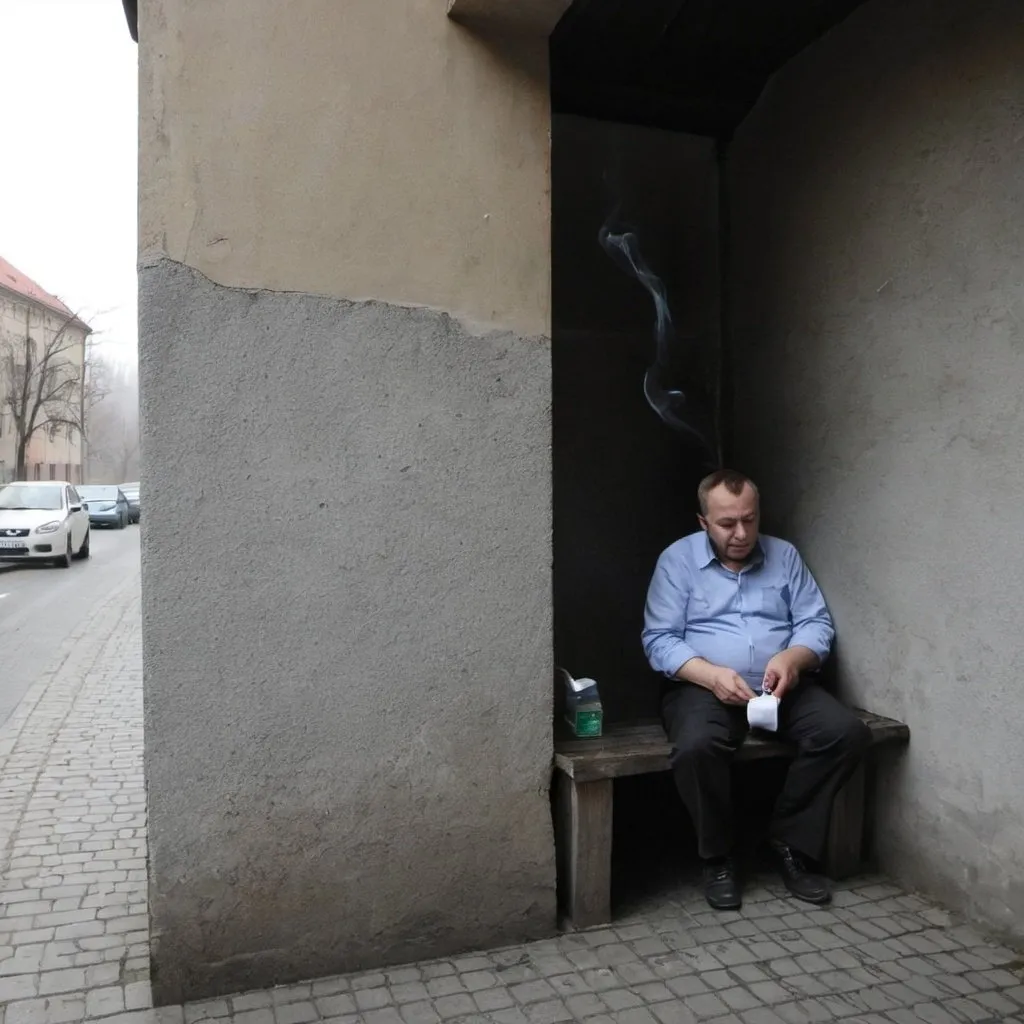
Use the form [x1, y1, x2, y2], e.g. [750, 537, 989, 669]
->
[120, 482, 141, 524]
[77, 485, 131, 529]
[0, 481, 91, 567]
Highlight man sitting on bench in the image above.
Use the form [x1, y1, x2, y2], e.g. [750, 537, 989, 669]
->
[642, 469, 871, 911]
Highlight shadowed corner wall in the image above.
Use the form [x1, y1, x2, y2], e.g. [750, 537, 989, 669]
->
[552, 114, 720, 723]
[138, 0, 557, 1002]
[728, 0, 1024, 944]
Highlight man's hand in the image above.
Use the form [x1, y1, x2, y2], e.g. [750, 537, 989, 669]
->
[762, 646, 819, 700]
[761, 654, 799, 700]
[710, 668, 757, 706]
[674, 657, 756, 705]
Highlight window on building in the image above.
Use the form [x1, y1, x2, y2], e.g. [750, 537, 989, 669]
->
[49, 463, 57, 481]
[33, 463, 41, 481]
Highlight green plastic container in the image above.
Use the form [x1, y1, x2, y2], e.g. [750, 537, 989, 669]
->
[558, 667, 604, 738]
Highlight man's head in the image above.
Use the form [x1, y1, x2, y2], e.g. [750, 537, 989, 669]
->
[697, 469, 760, 565]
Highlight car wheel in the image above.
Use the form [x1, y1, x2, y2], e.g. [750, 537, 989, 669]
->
[75, 530, 91, 560]
[55, 535, 73, 569]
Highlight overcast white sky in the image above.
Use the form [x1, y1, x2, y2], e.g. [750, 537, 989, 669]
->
[1, 0, 138, 366]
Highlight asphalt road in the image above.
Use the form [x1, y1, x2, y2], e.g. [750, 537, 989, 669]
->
[0, 524, 141, 729]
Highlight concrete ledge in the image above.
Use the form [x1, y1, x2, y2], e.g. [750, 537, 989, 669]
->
[447, 0, 571, 36]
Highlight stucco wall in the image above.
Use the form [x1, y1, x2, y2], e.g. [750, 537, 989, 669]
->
[139, 0, 555, 1002]
[728, 0, 1024, 941]
[139, 0, 550, 338]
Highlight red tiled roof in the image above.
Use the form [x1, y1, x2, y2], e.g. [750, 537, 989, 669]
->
[0, 255, 77, 319]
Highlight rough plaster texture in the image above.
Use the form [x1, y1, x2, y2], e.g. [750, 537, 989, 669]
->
[139, 259, 555, 1003]
[138, 0, 551, 337]
[728, 0, 1024, 943]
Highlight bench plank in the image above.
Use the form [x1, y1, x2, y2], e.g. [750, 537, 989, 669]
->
[555, 709, 909, 783]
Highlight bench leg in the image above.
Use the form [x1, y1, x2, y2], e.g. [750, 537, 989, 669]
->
[555, 773, 613, 929]
[824, 761, 866, 879]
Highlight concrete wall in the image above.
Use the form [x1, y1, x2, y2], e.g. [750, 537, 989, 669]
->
[728, 0, 1024, 942]
[138, 0, 555, 1002]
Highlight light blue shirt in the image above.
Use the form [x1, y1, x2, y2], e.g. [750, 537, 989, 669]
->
[642, 532, 834, 691]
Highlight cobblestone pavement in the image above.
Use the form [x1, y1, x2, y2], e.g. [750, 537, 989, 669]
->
[2, 572, 1023, 1024]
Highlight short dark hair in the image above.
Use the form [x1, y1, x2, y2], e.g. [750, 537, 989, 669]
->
[697, 469, 759, 515]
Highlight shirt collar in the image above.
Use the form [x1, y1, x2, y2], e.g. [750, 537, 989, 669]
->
[698, 533, 766, 570]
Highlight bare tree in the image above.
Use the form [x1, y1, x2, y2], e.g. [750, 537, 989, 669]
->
[81, 358, 139, 484]
[83, 334, 111, 416]
[1, 311, 91, 480]
[81, 336, 112, 481]
[113, 416, 141, 483]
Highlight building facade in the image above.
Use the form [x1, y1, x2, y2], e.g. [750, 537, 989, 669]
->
[0, 257, 89, 484]
[129, 0, 1024, 1004]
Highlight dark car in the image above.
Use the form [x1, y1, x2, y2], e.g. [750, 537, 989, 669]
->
[77, 485, 131, 529]
[120, 482, 141, 524]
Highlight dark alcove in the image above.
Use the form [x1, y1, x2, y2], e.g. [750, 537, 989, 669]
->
[549, 0, 871, 903]
[550, 0, 870, 722]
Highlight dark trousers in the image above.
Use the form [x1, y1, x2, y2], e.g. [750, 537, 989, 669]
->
[662, 681, 871, 861]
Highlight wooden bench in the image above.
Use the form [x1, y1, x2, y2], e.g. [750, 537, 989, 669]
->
[553, 709, 910, 928]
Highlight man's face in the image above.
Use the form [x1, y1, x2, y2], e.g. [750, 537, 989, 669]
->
[699, 483, 759, 563]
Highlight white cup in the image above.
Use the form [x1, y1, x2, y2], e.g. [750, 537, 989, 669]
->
[747, 693, 780, 732]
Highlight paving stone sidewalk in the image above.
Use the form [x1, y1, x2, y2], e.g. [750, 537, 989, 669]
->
[2, 573, 1023, 1024]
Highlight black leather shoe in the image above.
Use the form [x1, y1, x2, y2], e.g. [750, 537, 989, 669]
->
[703, 857, 742, 910]
[770, 841, 832, 904]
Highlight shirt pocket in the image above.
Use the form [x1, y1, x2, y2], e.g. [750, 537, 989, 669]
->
[757, 585, 790, 621]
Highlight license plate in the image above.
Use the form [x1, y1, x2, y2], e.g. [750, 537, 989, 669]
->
[0, 539, 24, 548]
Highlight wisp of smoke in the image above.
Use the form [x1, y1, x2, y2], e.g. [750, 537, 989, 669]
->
[598, 224, 717, 462]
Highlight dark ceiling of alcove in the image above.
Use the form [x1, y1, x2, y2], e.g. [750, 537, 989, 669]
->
[121, 0, 138, 42]
[551, 0, 867, 138]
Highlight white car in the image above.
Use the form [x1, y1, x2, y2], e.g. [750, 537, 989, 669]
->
[0, 481, 91, 567]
